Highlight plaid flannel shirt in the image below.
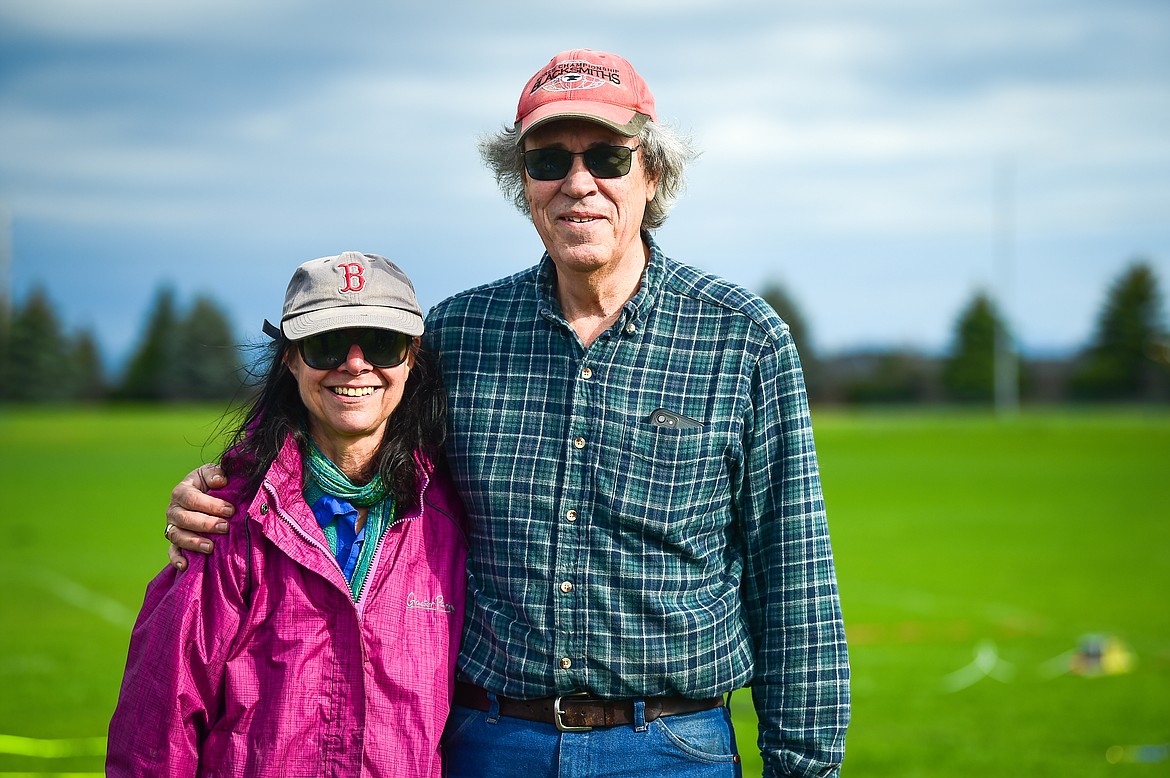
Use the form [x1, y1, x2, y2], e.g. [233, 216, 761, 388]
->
[424, 235, 849, 777]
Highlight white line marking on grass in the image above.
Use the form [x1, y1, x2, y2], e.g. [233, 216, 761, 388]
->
[1037, 650, 1075, 678]
[0, 733, 106, 758]
[942, 640, 1015, 692]
[34, 573, 136, 629]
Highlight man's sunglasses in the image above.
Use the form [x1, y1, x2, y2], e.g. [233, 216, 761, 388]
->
[522, 145, 641, 181]
[298, 328, 411, 370]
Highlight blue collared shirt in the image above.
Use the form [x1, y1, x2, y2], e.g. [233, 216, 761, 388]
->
[309, 494, 365, 581]
[425, 235, 849, 777]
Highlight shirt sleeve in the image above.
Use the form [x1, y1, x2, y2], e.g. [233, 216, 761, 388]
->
[735, 331, 850, 777]
[106, 517, 251, 776]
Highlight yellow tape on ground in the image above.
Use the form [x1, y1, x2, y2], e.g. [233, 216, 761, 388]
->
[0, 773, 104, 777]
[0, 734, 106, 758]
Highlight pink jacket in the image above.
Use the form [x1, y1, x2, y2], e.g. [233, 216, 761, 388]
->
[108, 435, 468, 777]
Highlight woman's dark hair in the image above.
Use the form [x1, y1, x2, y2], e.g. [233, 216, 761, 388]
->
[221, 336, 446, 511]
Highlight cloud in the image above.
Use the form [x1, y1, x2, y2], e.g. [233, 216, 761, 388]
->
[1, 0, 1167, 362]
[0, 0, 298, 41]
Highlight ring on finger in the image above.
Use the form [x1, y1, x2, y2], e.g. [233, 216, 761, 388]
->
[164, 523, 178, 541]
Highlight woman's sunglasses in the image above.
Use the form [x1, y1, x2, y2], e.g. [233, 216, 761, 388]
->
[522, 145, 640, 181]
[298, 328, 411, 370]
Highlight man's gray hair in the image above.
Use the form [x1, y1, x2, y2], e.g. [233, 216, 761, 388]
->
[477, 121, 699, 231]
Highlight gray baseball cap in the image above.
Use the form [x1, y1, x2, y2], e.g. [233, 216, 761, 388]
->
[280, 251, 424, 340]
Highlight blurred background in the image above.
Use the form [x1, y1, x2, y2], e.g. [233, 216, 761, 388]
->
[2, 0, 1168, 373]
[1, 0, 1167, 775]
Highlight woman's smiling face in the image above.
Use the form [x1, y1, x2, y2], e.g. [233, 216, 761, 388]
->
[285, 336, 414, 462]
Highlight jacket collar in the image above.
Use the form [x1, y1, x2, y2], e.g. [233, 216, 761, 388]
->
[252, 435, 433, 539]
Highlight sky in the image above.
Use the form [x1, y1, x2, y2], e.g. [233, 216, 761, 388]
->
[2, 0, 1168, 369]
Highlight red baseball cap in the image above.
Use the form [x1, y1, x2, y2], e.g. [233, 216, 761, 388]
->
[514, 49, 657, 144]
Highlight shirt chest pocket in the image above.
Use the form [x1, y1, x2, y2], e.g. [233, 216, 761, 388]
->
[606, 417, 728, 539]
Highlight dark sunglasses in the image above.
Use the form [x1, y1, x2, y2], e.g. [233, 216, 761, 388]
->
[522, 145, 641, 181]
[297, 328, 411, 370]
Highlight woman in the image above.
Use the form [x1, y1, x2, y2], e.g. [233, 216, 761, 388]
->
[108, 252, 467, 777]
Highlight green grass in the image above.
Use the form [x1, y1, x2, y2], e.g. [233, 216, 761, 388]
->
[1, 406, 1168, 775]
[734, 408, 1170, 776]
[0, 405, 230, 775]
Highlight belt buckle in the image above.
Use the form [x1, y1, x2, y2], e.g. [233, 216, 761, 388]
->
[553, 692, 593, 732]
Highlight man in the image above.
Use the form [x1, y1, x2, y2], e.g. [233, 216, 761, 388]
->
[167, 49, 849, 777]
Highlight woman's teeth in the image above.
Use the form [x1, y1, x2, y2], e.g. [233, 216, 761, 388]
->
[331, 386, 375, 397]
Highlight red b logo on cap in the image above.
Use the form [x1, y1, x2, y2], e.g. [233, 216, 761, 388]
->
[338, 263, 365, 293]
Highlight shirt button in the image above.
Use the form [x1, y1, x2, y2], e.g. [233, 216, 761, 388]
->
[260, 503, 269, 515]
[573, 437, 586, 449]
[566, 509, 578, 522]
[560, 658, 573, 670]
[624, 323, 637, 335]
[560, 581, 574, 593]
[580, 367, 593, 379]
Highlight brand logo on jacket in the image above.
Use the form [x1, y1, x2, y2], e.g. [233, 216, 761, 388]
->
[406, 592, 455, 613]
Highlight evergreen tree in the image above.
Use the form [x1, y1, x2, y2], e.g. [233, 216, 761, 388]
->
[4, 287, 73, 402]
[0, 297, 11, 400]
[942, 291, 1011, 403]
[760, 280, 811, 355]
[68, 328, 107, 401]
[172, 294, 242, 400]
[1072, 261, 1168, 401]
[760, 279, 819, 397]
[118, 287, 181, 400]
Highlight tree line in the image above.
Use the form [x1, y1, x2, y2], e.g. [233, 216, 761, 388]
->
[0, 287, 242, 403]
[763, 259, 1170, 405]
[1, 260, 1167, 406]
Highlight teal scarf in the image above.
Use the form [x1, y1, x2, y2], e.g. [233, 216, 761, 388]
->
[303, 438, 397, 601]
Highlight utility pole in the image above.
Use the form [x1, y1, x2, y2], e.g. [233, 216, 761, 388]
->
[994, 157, 1020, 417]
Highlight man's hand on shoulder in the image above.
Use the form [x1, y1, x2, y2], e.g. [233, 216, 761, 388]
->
[165, 463, 234, 571]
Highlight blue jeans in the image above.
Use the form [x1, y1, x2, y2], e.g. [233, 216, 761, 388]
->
[442, 703, 743, 778]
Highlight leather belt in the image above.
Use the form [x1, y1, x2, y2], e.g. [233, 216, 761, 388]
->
[454, 682, 724, 732]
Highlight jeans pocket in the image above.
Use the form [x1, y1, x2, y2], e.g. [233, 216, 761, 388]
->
[441, 704, 484, 748]
[652, 708, 739, 764]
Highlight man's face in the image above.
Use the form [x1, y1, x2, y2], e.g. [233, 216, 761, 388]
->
[522, 120, 658, 279]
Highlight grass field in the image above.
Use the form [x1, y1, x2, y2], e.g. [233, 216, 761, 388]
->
[0, 405, 1167, 776]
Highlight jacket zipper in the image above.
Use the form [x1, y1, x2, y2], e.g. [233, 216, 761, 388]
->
[264, 482, 359, 608]
[353, 513, 396, 609]
[353, 468, 431, 614]
[264, 463, 433, 616]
